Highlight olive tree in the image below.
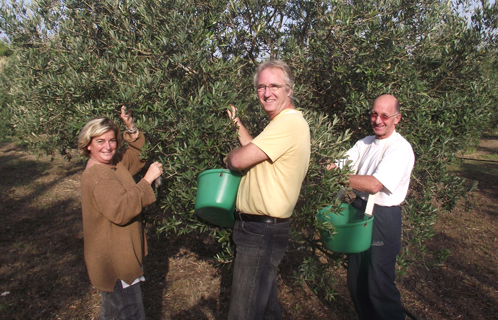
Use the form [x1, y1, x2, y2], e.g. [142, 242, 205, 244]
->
[1, 0, 497, 299]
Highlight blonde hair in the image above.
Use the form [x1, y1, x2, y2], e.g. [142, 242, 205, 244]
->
[78, 117, 120, 157]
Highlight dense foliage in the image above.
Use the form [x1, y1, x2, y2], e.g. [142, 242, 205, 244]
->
[0, 38, 12, 56]
[1, 0, 497, 299]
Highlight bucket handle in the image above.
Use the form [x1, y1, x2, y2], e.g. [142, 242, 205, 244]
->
[335, 188, 372, 228]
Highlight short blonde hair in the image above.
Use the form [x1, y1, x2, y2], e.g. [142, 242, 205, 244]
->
[78, 117, 120, 157]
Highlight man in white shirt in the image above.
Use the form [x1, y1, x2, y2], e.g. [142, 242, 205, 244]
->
[328, 94, 415, 319]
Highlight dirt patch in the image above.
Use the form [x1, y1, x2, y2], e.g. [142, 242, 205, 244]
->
[0, 135, 497, 319]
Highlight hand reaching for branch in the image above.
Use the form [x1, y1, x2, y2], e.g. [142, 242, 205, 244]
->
[143, 161, 163, 186]
[226, 104, 253, 146]
[327, 163, 337, 171]
[120, 106, 134, 128]
[226, 104, 240, 127]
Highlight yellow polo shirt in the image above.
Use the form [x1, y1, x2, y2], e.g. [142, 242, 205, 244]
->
[236, 109, 311, 218]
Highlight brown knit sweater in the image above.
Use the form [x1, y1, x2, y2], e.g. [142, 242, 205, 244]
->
[80, 131, 156, 292]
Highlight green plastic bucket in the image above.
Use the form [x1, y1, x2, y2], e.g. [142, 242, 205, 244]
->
[316, 203, 374, 254]
[194, 169, 242, 228]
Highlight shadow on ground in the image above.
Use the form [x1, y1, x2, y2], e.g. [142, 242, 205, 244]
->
[1, 137, 497, 319]
[0, 146, 95, 319]
[398, 133, 498, 320]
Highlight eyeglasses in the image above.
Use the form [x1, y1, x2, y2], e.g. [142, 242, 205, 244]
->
[370, 112, 398, 121]
[256, 84, 285, 92]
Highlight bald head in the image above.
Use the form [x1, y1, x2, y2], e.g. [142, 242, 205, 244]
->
[371, 94, 401, 139]
[374, 94, 400, 114]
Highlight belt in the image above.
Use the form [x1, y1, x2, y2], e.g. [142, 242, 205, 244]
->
[234, 210, 290, 224]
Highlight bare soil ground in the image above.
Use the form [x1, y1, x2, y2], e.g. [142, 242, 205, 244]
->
[0, 133, 496, 320]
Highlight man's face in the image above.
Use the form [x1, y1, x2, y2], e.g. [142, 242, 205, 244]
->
[256, 67, 292, 120]
[370, 96, 401, 139]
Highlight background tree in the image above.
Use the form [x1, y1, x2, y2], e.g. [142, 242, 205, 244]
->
[1, 0, 497, 299]
[0, 38, 12, 57]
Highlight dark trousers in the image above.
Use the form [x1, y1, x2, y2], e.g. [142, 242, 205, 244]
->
[100, 279, 145, 320]
[227, 220, 290, 320]
[347, 198, 405, 320]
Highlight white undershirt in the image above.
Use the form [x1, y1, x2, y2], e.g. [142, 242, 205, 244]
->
[121, 276, 145, 289]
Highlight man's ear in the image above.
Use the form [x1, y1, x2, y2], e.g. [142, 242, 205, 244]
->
[394, 113, 401, 125]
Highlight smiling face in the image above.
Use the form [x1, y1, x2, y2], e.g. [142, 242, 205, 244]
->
[87, 130, 117, 165]
[370, 94, 401, 139]
[256, 67, 293, 120]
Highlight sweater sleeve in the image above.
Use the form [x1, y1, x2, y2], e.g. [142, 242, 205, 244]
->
[120, 131, 147, 176]
[86, 164, 156, 226]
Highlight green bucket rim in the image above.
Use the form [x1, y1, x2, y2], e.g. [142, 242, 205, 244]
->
[197, 168, 242, 179]
[316, 204, 375, 253]
[194, 168, 242, 228]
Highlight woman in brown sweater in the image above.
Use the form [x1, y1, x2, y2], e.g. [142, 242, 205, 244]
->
[78, 106, 163, 319]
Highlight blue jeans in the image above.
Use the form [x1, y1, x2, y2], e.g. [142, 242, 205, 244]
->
[347, 198, 405, 320]
[100, 280, 145, 320]
[228, 220, 290, 320]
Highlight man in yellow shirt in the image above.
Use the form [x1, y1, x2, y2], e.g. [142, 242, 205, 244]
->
[226, 60, 311, 320]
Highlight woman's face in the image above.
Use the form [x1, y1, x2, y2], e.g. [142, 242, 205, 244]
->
[87, 130, 117, 165]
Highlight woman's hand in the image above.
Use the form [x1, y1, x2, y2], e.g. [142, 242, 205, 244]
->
[143, 161, 163, 185]
[120, 106, 134, 128]
[121, 105, 138, 137]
